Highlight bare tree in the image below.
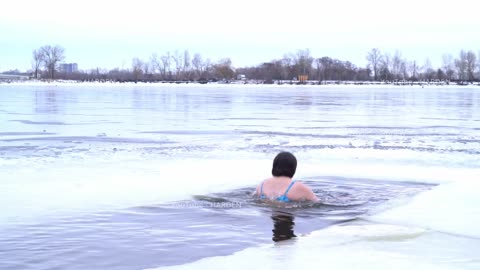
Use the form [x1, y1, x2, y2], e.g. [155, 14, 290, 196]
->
[366, 48, 383, 80]
[143, 62, 151, 79]
[316, 57, 333, 81]
[455, 50, 468, 81]
[183, 50, 191, 80]
[203, 58, 213, 79]
[192, 53, 204, 80]
[379, 53, 391, 80]
[131, 58, 144, 82]
[32, 49, 44, 79]
[466, 50, 477, 81]
[400, 60, 408, 80]
[172, 50, 183, 80]
[442, 54, 455, 80]
[276, 59, 288, 80]
[160, 52, 171, 80]
[391, 50, 403, 79]
[422, 58, 436, 80]
[409, 61, 419, 80]
[40, 45, 65, 80]
[213, 58, 234, 80]
[150, 53, 160, 74]
[293, 49, 313, 78]
[315, 58, 324, 82]
[478, 51, 480, 78]
[282, 53, 295, 80]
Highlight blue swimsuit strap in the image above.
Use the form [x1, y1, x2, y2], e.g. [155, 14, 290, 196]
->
[282, 180, 296, 197]
[260, 180, 296, 201]
[260, 181, 266, 198]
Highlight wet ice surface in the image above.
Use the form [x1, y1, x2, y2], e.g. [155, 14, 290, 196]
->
[1, 85, 479, 164]
[0, 84, 479, 270]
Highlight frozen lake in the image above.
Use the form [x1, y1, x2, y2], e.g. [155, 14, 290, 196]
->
[0, 83, 479, 269]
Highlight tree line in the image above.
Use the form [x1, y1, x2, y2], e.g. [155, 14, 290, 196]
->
[32, 45, 65, 80]
[365, 48, 478, 82]
[28, 45, 480, 83]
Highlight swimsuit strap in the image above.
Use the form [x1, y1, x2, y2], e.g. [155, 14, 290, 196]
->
[260, 180, 266, 199]
[282, 180, 297, 198]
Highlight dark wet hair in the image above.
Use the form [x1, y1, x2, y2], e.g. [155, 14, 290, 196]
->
[272, 152, 297, 178]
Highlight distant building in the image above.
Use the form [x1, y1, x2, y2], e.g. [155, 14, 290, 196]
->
[59, 63, 78, 73]
[237, 74, 246, 80]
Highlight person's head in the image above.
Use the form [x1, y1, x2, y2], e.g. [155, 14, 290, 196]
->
[272, 152, 297, 178]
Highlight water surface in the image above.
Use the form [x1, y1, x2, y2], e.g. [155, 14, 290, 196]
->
[0, 84, 478, 269]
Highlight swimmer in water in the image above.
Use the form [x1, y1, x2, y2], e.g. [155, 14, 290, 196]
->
[256, 151, 318, 202]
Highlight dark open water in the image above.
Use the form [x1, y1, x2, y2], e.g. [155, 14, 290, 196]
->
[0, 176, 432, 270]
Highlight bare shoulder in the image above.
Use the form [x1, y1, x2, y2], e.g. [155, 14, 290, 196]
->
[293, 181, 313, 192]
[291, 181, 318, 201]
[255, 178, 270, 195]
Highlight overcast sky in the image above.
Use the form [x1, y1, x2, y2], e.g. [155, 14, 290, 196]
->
[1, 0, 479, 72]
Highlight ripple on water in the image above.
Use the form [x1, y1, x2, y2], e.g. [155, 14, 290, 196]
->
[0, 176, 434, 270]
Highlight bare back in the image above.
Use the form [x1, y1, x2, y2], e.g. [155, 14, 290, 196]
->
[256, 177, 318, 202]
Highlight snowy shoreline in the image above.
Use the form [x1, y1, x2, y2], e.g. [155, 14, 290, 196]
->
[1, 79, 479, 88]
